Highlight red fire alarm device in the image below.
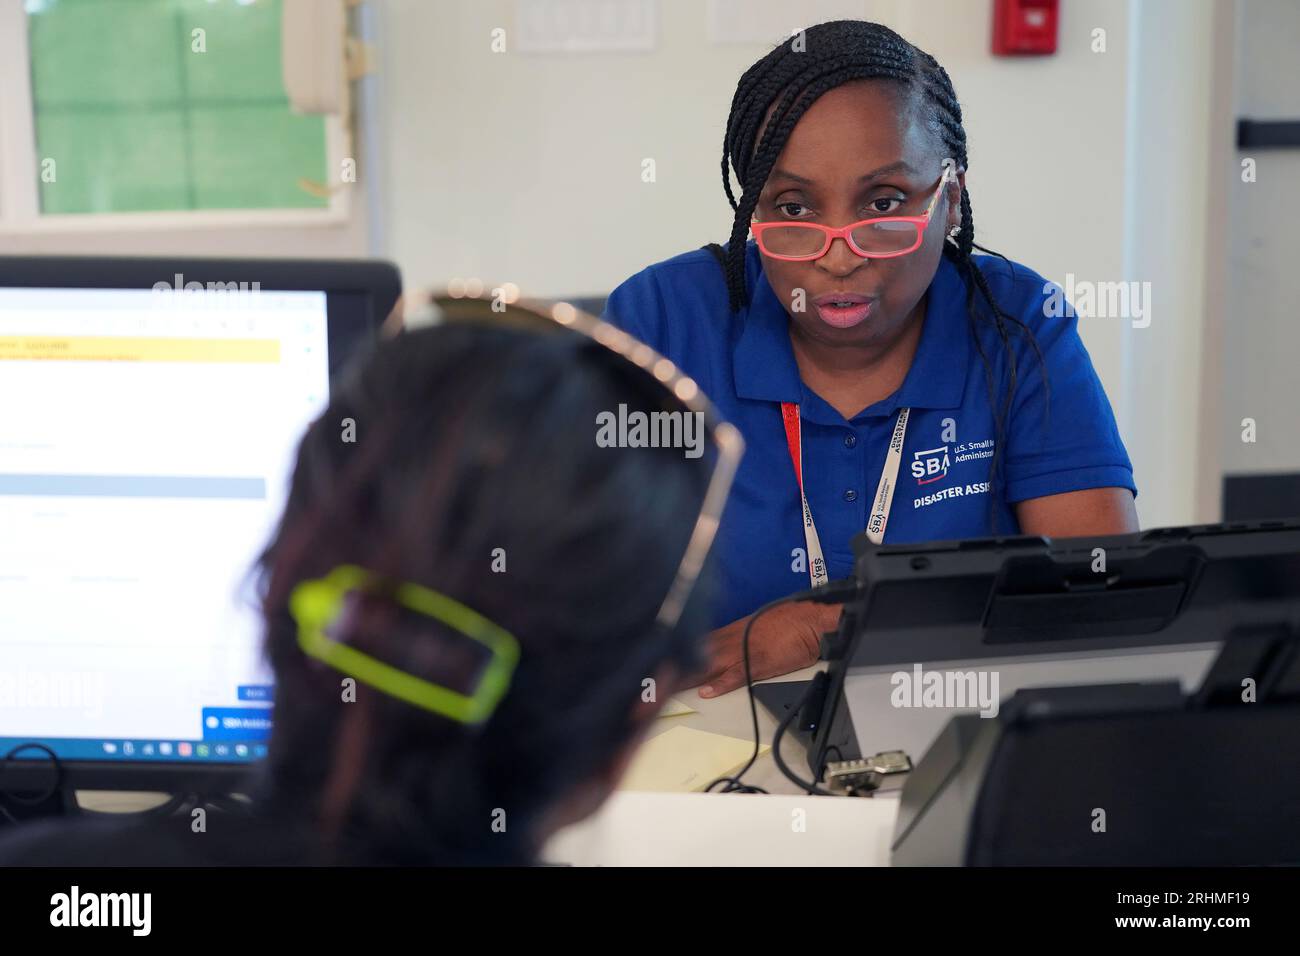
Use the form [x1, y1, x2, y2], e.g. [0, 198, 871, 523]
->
[992, 0, 1059, 56]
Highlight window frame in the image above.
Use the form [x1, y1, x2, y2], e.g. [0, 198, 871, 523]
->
[0, 0, 351, 234]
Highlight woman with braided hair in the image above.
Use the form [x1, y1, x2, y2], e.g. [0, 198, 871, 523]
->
[603, 19, 1137, 697]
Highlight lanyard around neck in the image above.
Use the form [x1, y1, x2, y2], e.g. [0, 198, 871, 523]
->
[781, 403, 910, 587]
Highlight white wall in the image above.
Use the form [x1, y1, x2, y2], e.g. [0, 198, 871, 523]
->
[1120, 0, 1235, 528]
[379, 0, 776, 298]
[1222, 0, 1300, 476]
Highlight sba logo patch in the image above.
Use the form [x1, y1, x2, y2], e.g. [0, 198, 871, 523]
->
[911, 446, 950, 485]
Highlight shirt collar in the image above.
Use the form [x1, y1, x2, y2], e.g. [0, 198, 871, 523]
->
[733, 244, 971, 420]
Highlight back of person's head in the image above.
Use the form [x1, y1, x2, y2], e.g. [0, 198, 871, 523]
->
[253, 321, 718, 864]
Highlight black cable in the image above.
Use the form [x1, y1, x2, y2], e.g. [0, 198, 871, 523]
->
[705, 578, 860, 794]
[0, 743, 66, 824]
[205, 793, 254, 817]
[705, 592, 794, 793]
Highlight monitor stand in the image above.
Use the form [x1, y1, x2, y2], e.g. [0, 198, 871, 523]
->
[752, 679, 817, 745]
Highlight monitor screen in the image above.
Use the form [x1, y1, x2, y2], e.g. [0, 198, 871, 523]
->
[0, 284, 331, 766]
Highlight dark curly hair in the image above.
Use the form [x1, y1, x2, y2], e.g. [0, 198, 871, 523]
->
[251, 322, 716, 864]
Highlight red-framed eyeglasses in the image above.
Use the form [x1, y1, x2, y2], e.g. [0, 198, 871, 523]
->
[750, 170, 951, 262]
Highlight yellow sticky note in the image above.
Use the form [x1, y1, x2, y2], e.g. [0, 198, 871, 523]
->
[657, 696, 697, 719]
[620, 726, 769, 793]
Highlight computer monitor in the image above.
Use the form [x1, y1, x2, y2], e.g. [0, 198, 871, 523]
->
[0, 256, 400, 792]
[803, 521, 1300, 778]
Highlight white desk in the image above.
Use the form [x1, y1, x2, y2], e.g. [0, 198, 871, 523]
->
[544, 790, 896, 866]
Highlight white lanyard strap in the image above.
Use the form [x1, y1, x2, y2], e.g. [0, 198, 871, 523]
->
[782, 404, 910, 588]
[867, 406, 909, 544]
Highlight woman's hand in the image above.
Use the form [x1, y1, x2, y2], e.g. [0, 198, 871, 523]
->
[691, 601, 842, 698]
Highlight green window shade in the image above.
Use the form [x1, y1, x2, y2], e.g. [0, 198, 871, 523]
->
[27, 0, 329, 214]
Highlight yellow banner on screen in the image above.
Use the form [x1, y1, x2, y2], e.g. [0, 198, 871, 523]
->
[0, 336, 281, 363]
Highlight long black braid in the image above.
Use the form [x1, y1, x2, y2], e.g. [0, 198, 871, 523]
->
[717, 19, 1047, 532]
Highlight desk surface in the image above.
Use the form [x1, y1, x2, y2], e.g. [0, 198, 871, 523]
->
[643, 665, 822, 795]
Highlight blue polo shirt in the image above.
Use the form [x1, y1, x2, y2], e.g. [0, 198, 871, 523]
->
[603, 241, 1135, 628]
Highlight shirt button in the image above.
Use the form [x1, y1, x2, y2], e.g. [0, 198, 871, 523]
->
[843, 433, 857, 448]
[843, 489, 858, 502]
